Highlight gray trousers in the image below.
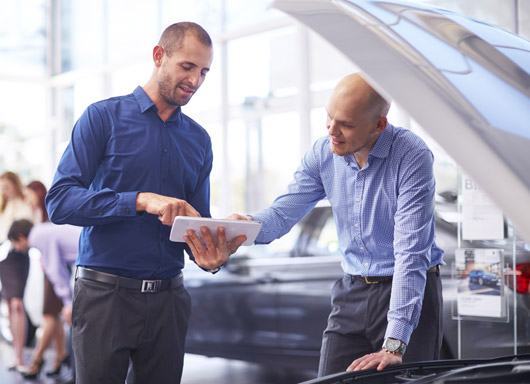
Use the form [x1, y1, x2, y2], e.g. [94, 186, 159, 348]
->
[72, 276, 191, 384]
[318, 270, 443, 376]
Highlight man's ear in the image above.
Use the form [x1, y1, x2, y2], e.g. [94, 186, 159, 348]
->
[376, 116, 388, 133]
[153, 45, 165, 67]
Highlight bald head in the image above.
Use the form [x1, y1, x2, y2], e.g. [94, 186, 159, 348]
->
[333, 73, 390, 121]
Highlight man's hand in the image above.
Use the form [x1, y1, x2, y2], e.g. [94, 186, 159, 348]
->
[347, 350, 402, 372]
[62, 305, 72, 326]
[136, 192, 200, 226]
[184, 224, 247, 271]
[226, 213, 251, 221]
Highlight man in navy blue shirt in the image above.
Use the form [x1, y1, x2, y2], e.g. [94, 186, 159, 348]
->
[46, 22, 245, 384]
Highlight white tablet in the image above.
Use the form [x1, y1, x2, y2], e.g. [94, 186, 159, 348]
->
[169, 216, 262, 246]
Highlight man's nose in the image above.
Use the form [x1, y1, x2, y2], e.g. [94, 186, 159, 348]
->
[328, 119, 338, 134]
[188, 70, 201, 88]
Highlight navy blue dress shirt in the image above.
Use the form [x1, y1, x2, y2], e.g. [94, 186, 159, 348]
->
[46, 86, 212, 279]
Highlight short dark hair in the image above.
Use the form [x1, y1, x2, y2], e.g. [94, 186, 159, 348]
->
[7, 219, 33, 241]
[158, 22, 212, 57]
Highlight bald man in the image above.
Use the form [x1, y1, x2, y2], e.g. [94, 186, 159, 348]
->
[186, 73, 444, 375]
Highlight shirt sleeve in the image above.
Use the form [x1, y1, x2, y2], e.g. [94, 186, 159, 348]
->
[45, 105, 138, 226]
[252, 140, 326, 244]
[187, 136, 213, 218]
[385, 148, 437, 344]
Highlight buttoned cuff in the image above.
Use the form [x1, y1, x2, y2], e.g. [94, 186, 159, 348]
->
[119, 191, 140, 216]
[385, 319, 414, 345]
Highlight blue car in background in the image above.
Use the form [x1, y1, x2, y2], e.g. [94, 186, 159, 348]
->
[468, 269, 499, 286]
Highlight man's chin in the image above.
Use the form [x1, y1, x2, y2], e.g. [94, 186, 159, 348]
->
[165, 96, 191, 108]
[330, 143, 345, 156]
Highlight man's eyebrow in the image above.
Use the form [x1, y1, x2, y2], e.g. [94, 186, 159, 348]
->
[327, 110, 355, 126]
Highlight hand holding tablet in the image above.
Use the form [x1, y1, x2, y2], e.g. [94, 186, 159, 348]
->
[169, 216, 262, 246]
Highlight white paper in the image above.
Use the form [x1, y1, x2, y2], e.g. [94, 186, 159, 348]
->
[461, 174, 504, 240]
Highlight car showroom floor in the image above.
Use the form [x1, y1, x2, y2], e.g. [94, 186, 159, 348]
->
[0, 339, 316, 383]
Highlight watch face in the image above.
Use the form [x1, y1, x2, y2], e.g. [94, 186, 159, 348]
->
[386, 338, 400, 351]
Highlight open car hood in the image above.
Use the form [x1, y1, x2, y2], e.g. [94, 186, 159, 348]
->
[299, 354, 530, 384]
[270, 0, 530, 242]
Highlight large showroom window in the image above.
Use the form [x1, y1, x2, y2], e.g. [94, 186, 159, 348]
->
[0, 0, 529, 363]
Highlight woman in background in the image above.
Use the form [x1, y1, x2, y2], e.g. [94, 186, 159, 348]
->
[0, 171, 33, 371]
[21, 181, 69, 379]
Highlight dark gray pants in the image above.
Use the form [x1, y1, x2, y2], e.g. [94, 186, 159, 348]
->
[72, 276, 191, 384]
[318, 271, 443, 376]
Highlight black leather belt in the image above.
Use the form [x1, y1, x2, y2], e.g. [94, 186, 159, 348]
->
[351, 265, 440, 284]
[76, 266, 183, 293]
[351, 275, 393, 284]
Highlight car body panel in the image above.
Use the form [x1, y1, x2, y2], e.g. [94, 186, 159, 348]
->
[298, 354, 530, 384]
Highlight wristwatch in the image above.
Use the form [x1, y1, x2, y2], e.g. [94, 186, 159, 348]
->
[382, 338, 407, 355]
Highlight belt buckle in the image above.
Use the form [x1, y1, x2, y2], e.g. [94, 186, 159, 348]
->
[364, 276, 379, 284]
[141, 280, 161, 293]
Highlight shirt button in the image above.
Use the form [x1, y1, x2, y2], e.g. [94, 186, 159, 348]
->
[356, 198, 360, 202]
[364, 262, 369, 267]
[163, 148, 168, 153]
[125, 208, 130, 214]
[355, 223, 359, 228]
[98, 211, 103, 216]
[360, 246, 364, 250]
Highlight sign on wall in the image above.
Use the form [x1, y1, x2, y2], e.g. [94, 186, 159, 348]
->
[461, 174, 504, 240]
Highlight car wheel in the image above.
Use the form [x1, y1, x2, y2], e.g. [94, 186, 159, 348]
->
[478, 277, 484, 285]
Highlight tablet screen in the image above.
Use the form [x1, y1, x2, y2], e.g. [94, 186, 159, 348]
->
[169, 216, 262, 246]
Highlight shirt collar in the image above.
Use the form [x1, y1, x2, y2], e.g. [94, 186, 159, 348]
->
[133, 86, 155, 113]
[369, 123, 394, 159]
[340, 123, 395, 166]
[132, 86, 182, 122]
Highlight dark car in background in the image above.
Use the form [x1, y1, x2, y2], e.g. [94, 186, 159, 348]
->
[183, 203, 341, 371]
[183, 194, 530, 371]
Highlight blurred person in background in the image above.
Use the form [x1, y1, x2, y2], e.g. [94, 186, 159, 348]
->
[9, 217, 80, 383]
[28, 221, 80, 384]
[0, 172, 32, 242]
[19, 181, 70, 380]
[0, 171, 33, 372]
